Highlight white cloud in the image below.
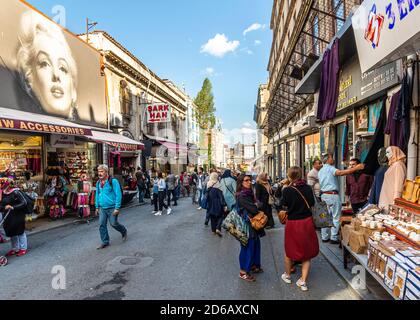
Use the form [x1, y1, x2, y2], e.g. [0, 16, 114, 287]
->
[243, 23, 266, 36]
[254, 40, 262, 46]
[240, 47, 254, 55]
[200, 34, 240, 58]
[205, 67, 214, 75]
[223, 126, 258, 147]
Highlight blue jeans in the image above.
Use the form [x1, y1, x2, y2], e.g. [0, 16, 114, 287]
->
[239, 237, 261, 273]
[11, 233, 27, 251]
[99, 208, 127, 245]
[321, 194, 342, 241]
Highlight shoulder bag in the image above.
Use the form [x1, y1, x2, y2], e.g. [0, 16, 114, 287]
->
[249, 211, 268, 231]
[291, 186, 333, 229]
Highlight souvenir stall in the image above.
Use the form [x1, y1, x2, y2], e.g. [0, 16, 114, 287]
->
[341, 154, 419, 300]
[45, 135, 100, 221]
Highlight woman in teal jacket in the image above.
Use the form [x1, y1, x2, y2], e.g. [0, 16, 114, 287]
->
[220, 170, 237, 211]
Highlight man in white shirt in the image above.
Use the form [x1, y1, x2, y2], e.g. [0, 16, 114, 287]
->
[307, 160, 323, 198]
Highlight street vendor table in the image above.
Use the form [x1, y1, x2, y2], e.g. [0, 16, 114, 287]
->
[342, 243, 396, 299]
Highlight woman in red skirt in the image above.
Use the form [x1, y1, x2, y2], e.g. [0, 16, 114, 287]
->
[279, 167, 319, 292]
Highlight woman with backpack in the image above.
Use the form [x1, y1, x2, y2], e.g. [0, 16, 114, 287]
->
[255, 173, 276, 229]
[0, 178, 29, 257]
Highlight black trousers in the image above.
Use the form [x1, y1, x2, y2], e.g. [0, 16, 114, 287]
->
[210, 215, 223, 232]
[152, 194, 158, 211]
[158, 191, 168, 211]
[265, 206, 275, 227]
[167, 189, 177, 206]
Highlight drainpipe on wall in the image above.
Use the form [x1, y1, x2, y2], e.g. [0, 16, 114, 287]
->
[407, 54, 419, 179]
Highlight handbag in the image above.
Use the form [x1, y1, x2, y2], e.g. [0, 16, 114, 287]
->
[249, 211, 268, 231]
[291, 186, 333, 229]
[222, 207, 249, 246]
[278, 210, 288, 225]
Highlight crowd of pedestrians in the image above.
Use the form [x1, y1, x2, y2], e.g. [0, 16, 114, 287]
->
[2, 156, 370, 294]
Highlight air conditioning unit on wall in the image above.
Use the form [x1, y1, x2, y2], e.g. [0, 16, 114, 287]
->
[110, 113, 123, 128]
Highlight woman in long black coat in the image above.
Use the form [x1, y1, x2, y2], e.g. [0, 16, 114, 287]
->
[0, 178, 28, 257]
[255, 173, 275, 229]
[206, 173, 226, 237]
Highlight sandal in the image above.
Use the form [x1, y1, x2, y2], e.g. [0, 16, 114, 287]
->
[251, 267, 264, 274]
[239, 273, 256, 282]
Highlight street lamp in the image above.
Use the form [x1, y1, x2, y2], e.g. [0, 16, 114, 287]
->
[86, 18, 98, 44]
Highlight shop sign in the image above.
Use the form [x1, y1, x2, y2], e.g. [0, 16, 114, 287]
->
[50, 135, 75, 148]
[0, 118, 92, 136]
[146, 104, 171, 123]
[0, 1, 107, 128]
[336, 56, 401, 112]
[337, 57, 362, 112]
[107, 142, 141, 151]
[352, 0, 420, 73]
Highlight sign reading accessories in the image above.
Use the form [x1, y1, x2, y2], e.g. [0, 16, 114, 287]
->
[0, 118, 92, 136]
[147, 104, 171, 123]
[352, 0, 420, 73]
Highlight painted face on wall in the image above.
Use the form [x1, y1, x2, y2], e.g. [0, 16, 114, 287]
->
[30, 32, 77, 117]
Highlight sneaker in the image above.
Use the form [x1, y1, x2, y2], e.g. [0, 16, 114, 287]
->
[97, 244, 109, 250]
[330, 240, 340, 245]
[154, 212, 162, 216]
[122, 232, 128, 242]
[167, 208, 172, 215]
[197, 207, 202, 210]
[297, 279, 309, 292]
[216, 230, 223, 238]
[322, 239, 330, 243]
[152, 211, 158, 214]
[281, 273, 292, 284]
[16, 250, 27, 257]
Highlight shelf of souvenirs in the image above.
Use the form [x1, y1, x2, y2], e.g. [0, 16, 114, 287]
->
[394, 198, 420, 215]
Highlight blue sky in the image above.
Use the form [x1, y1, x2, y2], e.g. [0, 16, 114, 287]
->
[29, 0, 272, 132]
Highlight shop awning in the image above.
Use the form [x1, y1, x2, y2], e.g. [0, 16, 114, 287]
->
[0, 107, 92, 136]
[90, 130, 145, 151]
[158, 141, 189, 152]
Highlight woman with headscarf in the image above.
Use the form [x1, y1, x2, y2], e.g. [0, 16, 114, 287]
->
[255, 173, 275, 229]
[206, 173, 226, 237]
[0, 178, 28, 257]
[378, 146, 407, 212]
[220, 169, 237, 212]
[236, 174, 266, 282]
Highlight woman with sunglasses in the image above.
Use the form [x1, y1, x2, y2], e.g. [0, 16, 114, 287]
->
[236, 174, 265, 282]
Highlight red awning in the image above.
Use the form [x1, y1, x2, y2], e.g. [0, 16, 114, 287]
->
[90, 131, 145, 151]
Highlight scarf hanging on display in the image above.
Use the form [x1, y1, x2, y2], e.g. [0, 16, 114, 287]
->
[341, 118, 350, 161]
[394, 68, 413, 154]
[363, 99, 386, 175]
[317, 38, 340, 121]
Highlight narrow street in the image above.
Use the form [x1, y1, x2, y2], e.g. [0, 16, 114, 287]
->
[0, 198, 359, 300]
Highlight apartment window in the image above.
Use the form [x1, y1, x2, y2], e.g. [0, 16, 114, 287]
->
[333, 0, 345, 32]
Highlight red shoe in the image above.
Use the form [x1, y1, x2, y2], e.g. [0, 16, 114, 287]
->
[16, 250, 27, 257]
[5, 250, 18, 257]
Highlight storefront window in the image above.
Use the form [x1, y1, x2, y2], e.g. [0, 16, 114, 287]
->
[0, 132, 43, 190]
[303, 133, 321, 178]
[280, 143, 287, 179]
